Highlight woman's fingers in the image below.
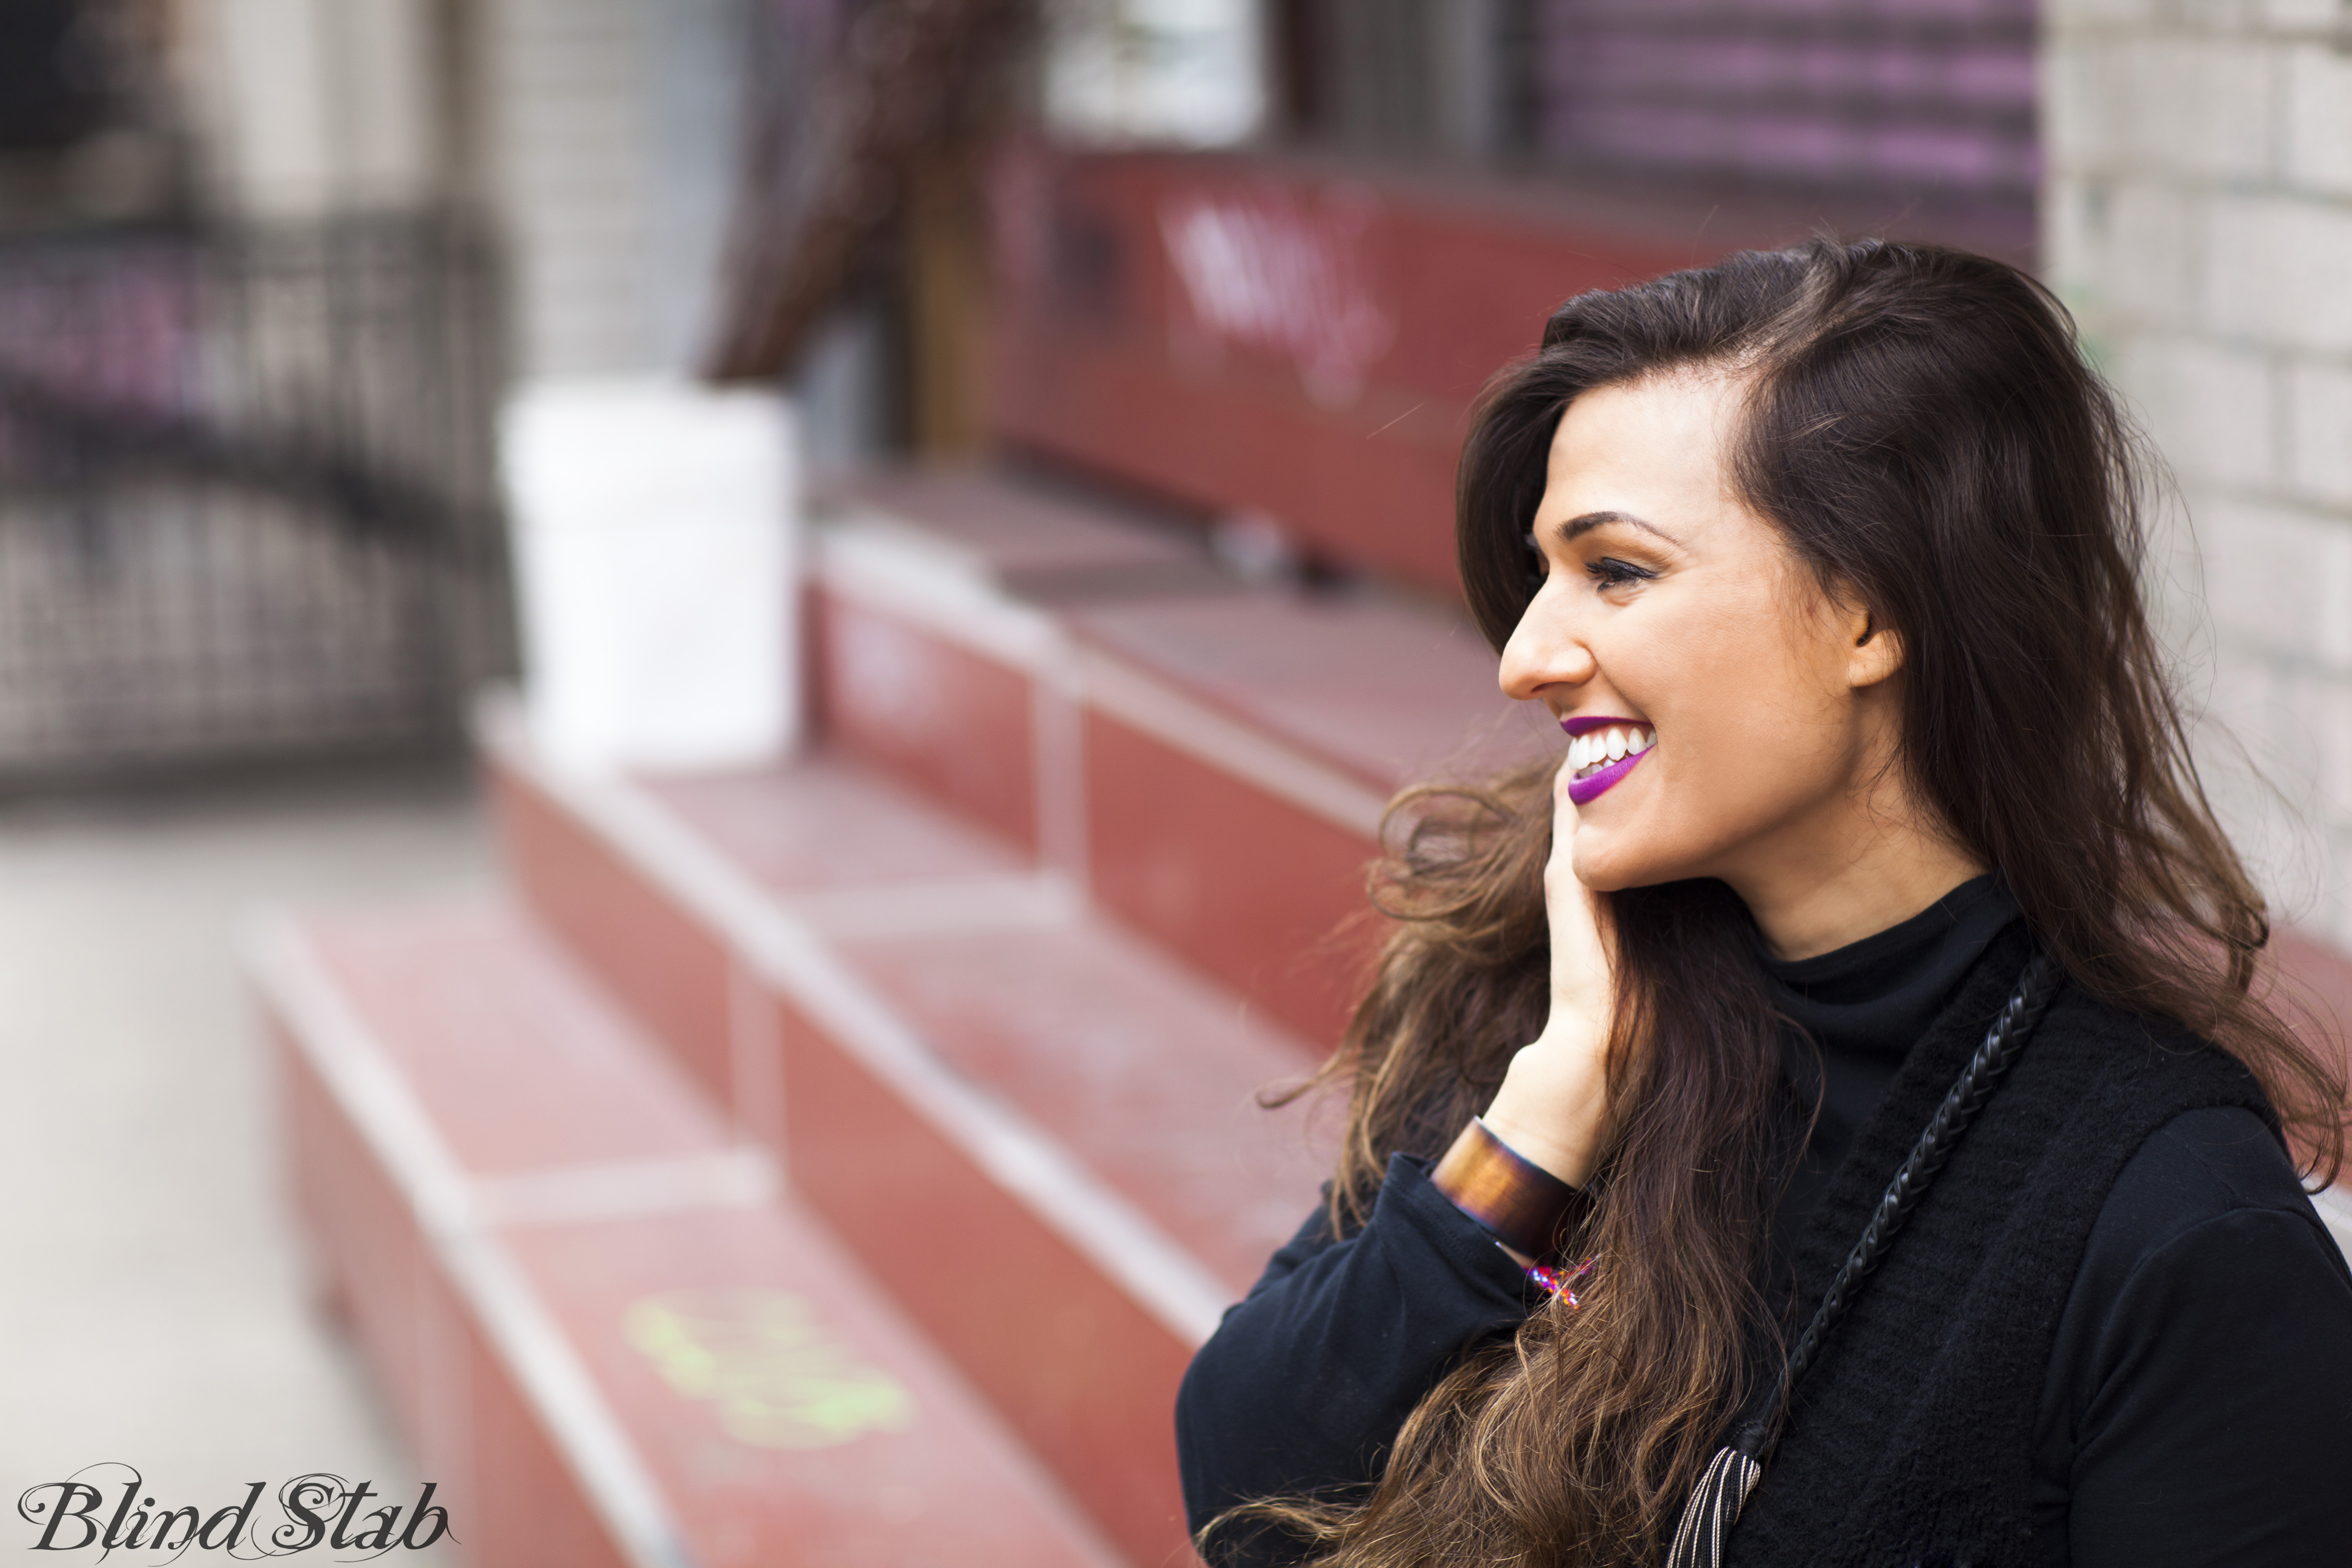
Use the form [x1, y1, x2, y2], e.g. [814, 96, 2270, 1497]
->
[1478, 755, 1622, 1187]
[1545, 754, 1615, 1027]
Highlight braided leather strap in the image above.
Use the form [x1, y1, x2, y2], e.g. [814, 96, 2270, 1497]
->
[1666, 948, 2066, 1568]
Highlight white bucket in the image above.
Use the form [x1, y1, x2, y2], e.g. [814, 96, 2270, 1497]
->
[501, 377, 799, 772]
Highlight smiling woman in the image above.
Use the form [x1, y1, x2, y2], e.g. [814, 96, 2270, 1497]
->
[1174, 239, 2352, 1568]
[1499, 373, 1983, 962]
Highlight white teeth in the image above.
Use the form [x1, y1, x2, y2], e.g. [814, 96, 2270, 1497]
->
[1568, 725, 1656, 779]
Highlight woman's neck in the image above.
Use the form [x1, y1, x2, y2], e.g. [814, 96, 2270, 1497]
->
[1730, 768, 1987, 961]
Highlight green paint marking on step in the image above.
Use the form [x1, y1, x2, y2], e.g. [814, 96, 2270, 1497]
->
[624, 1288, 915, 1450]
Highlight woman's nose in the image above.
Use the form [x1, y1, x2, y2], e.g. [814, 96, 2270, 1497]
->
[1497, 593, 1596, 703]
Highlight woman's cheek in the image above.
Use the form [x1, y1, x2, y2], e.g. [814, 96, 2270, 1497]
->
[1591, 739, 1746, 889]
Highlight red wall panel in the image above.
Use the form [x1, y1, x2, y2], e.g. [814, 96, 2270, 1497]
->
[989, 147, 1753, 592]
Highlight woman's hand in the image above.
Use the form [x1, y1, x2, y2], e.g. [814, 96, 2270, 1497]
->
[1477, 756, 1623, 1189]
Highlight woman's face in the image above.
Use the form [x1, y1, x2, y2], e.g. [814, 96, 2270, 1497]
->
[1500, 372, 1903, 898]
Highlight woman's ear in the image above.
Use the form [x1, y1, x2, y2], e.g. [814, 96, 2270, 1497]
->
[1847, 605, 1903, 689]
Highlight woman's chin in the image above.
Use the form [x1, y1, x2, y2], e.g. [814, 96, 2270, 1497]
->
[1568, 831, 1647, 894]
[1571, 819, 1708, 895]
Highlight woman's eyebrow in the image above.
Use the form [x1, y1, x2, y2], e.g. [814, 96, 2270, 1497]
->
[1555, 510, 1682, 546]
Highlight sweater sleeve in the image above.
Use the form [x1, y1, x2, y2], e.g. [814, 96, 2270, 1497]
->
[2052, 1108, 2352, 1568]
[1174, 1152, 1533, 1568]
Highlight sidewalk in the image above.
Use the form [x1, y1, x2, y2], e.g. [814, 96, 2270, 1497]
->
[0, 766, 488, 1561]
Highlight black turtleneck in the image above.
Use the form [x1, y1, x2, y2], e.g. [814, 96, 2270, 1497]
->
[1757, 874, 2025, 1275]
[1176, 879, 2352, 1567]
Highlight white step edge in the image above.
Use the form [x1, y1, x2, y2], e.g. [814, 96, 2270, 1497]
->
[817, 521, 1066, 673]
[477, 695, 1236, 1351]
[244, 913, 701, 1568]
[1075, 645, 1388, 840]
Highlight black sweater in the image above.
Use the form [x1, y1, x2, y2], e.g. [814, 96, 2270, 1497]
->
[1176, 889, 2352, 1565]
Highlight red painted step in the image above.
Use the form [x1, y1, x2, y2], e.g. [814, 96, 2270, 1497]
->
[250, 898, 1124, 1568]
[1065, 590, 1557, 1039]
[808, 465, 1555, 1044]
[818, 463, 1228, 604]
[482, 705, 1330, 1565]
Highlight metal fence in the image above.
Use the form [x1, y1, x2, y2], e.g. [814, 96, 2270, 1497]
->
[0, 212, 515, 787]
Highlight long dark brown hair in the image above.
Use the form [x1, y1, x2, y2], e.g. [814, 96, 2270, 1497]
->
[1207, 237, 2349, 1568]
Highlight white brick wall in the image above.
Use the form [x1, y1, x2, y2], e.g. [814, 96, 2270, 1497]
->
[180, 0, 751, 377]
[478, 0, 752, 378]
[2045, 0, 2352, 941]
[182, 0, 444, 215]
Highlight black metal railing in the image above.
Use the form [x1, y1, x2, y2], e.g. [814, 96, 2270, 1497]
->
[0, 211, 515, 787]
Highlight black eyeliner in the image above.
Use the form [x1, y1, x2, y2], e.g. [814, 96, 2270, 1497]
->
[1585, 557, 1655, 587]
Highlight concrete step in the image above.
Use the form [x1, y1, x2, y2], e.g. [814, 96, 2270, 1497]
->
[810, 464, 1557, 1046]
[249, 897, 1126, 1568]
[480, 705, 1329, 1565]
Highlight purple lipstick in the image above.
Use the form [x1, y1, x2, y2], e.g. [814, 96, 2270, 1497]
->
[1560, 714, 1656, 806]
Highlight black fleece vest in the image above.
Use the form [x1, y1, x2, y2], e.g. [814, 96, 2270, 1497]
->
[1725, 926, 2278, 1566]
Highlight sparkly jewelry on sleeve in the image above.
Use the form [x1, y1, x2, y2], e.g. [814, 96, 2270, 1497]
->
[1525, 1255, 1596, 1305]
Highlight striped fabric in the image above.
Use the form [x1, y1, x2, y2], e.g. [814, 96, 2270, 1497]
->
[1532, 0, 2039, 207]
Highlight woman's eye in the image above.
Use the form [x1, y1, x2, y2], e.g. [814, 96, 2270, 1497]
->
[1584, 557, 1655, 590]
